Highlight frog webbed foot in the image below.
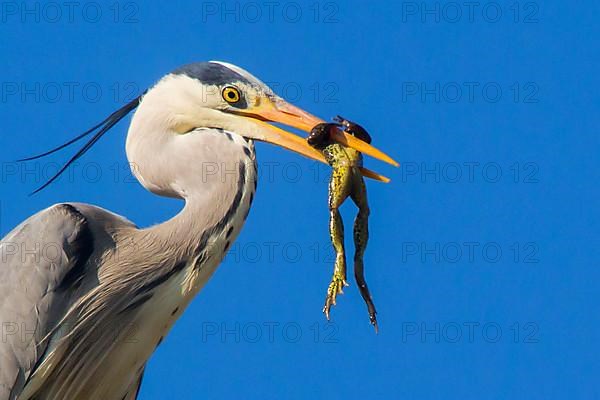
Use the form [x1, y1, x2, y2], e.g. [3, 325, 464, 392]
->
[333, 115, 372, 144]
[322, 274, 349, 320]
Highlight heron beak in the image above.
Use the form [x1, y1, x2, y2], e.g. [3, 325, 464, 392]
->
[243, 96, 398, 167]
[230, 95, 398, 182]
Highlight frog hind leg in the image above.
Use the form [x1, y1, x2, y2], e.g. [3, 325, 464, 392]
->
[350, 172, 378, 332]
[323, 166, 352, 320]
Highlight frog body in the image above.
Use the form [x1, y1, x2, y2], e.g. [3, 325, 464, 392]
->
[308, 117, 378, 331]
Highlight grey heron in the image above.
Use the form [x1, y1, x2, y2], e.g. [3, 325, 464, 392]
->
[0, 61, 397, 400]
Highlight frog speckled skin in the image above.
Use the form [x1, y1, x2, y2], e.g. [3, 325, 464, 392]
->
[308, 116, 378, 332]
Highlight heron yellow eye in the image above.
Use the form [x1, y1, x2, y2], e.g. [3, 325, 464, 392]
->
[222, 87, 241, 103]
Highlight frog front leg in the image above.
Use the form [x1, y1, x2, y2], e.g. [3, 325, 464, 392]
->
[350, 171, 379, 332]
[323, 166, 352, 320]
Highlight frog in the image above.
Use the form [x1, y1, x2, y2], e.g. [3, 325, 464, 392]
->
[307, 116, 378, 332]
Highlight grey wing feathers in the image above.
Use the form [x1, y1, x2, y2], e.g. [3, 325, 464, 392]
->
[0, 204, 94, 400]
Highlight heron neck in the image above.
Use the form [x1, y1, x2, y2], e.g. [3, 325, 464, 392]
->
[142, 156, 255, 261]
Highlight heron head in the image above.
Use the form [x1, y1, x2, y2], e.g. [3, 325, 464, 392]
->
[129, 61, 395, 162]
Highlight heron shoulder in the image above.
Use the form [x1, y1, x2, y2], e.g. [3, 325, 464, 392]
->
[0, 203, 98, 398]
[65, 202, 137, 234]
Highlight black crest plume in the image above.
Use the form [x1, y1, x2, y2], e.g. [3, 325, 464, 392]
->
[18, 92, 147, 195]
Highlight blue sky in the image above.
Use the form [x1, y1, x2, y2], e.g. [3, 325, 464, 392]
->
[1, 1, 598, 399]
